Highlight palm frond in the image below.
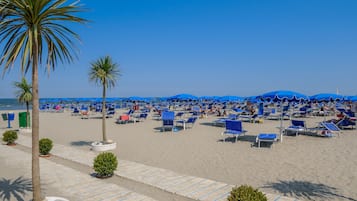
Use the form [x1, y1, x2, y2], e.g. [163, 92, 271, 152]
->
[0, 0, 88, 74]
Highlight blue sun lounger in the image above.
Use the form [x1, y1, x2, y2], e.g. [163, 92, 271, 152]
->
[221, 120, 247, 142]
[319, 122, 340, 137]
[162, 111, 175, 132]
[256, 133, 277, 148]
[284, 120, 311, 136]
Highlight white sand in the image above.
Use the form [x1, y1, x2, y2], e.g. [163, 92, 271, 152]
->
[1, 109, 356, 201]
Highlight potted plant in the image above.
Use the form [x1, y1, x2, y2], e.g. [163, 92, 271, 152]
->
[228, 185, 267, 201]
[2, 130, 18, 146]
[93, 152, 118, 178]
[39, 138, 53, 157]
[89, 56, 121, 151]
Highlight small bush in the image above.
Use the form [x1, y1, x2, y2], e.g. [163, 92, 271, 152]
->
[227, 185, 267, 201]
[39, 138, 53, 155]
[93, 152, 118, 178]
[2, 130, 18, 145]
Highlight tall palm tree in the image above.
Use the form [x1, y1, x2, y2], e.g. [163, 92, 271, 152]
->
[14, 77, 32, 128]
[0, 1, 86, 200]
[89, 56, 120, 143]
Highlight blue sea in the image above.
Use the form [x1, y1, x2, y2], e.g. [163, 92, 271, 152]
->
[0, 99, 28, 111]
[0, 97, 141, 111]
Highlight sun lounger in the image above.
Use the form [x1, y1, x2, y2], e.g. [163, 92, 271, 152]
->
[221, 120, 247, 142]
[161, 111, 175, 132]
[116, 114, 130, 124]
[212, 114, 238, 126]
[256, 133, 277, 148]
[284, 120, 311, 136]
[319, 122, 340, 137]
[176, 116, 197, 130]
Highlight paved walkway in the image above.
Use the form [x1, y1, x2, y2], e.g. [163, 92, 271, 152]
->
[15, 135, 299, 201]
[0, 142, 157, 201]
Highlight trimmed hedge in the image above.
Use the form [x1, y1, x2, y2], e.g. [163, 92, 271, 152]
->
[227, 185, 267, 201]
[93, 152, 118, 178]
[39, 138, 53, 155]
[2, 130, 18, 145]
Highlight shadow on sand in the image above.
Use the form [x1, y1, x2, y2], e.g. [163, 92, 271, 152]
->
[0, 176, 32, 201]
[262, 180, 357, 201]
[218, 135, 257, 144]
[70, 141, 92, 147]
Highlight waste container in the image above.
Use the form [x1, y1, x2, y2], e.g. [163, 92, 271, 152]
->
[19, 112, 30, 128]
[6, 112, 15, 128]
[1, 113, 7, 121]
[7, 112, 15, 120]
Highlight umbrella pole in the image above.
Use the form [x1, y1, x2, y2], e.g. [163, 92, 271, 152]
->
[280, 106, 283, 143]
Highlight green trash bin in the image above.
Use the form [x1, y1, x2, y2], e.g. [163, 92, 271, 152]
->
[1, 113, 7, 121]
[19, 112, 30, 128]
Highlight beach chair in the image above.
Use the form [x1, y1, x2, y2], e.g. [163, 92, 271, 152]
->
[116, 114, 130, 124]
[256, 133, 277, 148]
[221, 120, 247, 142]
[175, 111, 185, 119]
[106, 109, 115, 118]
[212, 113, 238, 127]
[80, 110, 90, 119]
[284, 119, 310, 136]
[265, 108, 289, 120]
[176, 116, 197, 130]
[241, 105, 264, 123]
[161, 111, 175, 132]
[336, 118, 356, 129]
[71, 107, 80, 116]
[319, 122, 341, 137]
[335, 111, 356, 129]
[133, 113, 148, 122]
[191, 106, 201, 117]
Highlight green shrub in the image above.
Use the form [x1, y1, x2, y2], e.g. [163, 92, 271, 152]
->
[2, 130, 18, 145]
[39, 138, 53, 155]
[227, 185, 267, 201]
[93, 152, 118, 178]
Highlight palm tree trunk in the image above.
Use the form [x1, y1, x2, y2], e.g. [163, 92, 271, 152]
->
[102, 83, 107, 142]
[32, 35, 42, 201]
[26, 101, 30, 128]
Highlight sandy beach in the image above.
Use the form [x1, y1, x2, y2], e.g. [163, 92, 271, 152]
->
[1, 109, 356, 201]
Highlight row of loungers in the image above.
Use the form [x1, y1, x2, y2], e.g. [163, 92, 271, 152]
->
[220, 119, 343, 148]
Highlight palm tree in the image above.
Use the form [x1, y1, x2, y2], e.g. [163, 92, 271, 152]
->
[14, 77, 32, 128]
[0, 1, 86, 200]
[89, 56, 120, 143]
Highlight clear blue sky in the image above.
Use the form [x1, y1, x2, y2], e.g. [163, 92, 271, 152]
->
[1, 0, 357, 98]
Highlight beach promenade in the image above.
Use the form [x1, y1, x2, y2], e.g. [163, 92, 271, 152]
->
[0, 134, 298, 201]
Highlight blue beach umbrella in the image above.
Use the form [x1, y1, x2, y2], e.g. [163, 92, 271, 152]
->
[217, 96, 244, 102]
[310, 93, 344, 102]
[125, 96, 143, 101]
[168, 94, 198, 101]
[259, 90, 309, 142]
[344, 96, 357, 102]
[199, 96, 218, 101]
[260, 90, 309, 102]
[74, 97, 91, 103]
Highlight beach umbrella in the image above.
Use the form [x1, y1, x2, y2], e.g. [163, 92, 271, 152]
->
[310, 93, 344, 102]
[126, 96, 143, 102]
[168, 94, 198, 101]
[217, 96, 244, 103]
[259, 90, 309, 102]
[259, 90, 309, 143]
[74, 97, 93, 104]
[199, 96, 218, 101]
[344, 96, 357, 102]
